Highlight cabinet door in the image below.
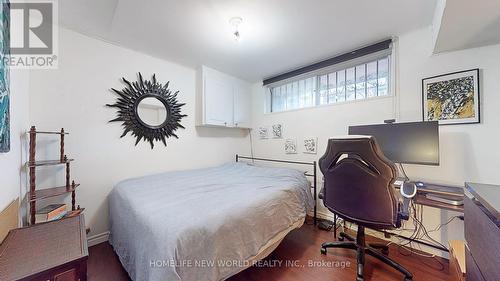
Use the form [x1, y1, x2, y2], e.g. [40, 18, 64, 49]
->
[204, 76, 234, 126]
[233, 84, 251, 128]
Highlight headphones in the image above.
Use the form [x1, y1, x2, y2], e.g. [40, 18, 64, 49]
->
[400, 181, 417, 198]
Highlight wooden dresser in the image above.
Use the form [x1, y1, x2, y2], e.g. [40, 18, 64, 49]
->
[464, 182, 500, 281]
[0, 215, 88, 281]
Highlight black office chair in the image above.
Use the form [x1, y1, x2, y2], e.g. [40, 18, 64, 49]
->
[319, 137, 412, 281]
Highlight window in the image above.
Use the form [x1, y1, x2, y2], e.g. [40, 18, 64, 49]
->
[270, 56, 391, 112]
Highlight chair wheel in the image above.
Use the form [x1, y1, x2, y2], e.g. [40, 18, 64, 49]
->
[320, 248, 327, 255]
[338, 236, 344, 241]
[403, 278, 412, 281]
[356, 276, 364, 281]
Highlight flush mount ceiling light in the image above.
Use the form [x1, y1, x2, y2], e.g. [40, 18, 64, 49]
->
[229, 17, 243, 41]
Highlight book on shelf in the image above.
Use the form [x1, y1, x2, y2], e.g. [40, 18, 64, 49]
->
[35, 204, 67, 223]
[63, 208, 84, 219]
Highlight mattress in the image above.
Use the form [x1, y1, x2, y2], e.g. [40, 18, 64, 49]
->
[108, 162, 314, 281]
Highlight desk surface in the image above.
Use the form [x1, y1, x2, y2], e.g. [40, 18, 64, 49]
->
[466, 182, 499, 226]
[0, 215, 88, 280]
[414, 194, 464, 213]
[393, 183, 465, 212]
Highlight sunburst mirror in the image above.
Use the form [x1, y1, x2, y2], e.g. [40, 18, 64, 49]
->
[106, 73, 187, 149]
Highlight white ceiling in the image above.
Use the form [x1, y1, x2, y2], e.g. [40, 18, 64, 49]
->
[433, 0, 500, 53]
[59, 0, 437, 82]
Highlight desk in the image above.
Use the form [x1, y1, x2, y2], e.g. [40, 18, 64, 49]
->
[324, 183, 464, 252]
[0, 215, 88, 281]
[464, 182, 499, 281]
[396, 183, 465, 213]
[414, 193, 464, 213]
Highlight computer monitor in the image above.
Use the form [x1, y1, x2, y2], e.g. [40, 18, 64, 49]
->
[348, 121, 439, 166]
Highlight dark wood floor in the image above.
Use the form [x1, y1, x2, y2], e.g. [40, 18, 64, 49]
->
[88, 224, 449, 281]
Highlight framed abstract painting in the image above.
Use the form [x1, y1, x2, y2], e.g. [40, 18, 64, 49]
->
[422, 69, 480, 125]
[0, 1, 10, 152]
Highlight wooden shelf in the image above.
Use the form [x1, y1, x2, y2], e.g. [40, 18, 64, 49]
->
[27, 126, 80, 225]
[26, 158, 74, 167]
[28, 184, 80, 202]
[27, 131, 69, 135]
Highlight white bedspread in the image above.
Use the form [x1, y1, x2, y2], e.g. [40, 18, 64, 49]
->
[108, 162, 314, 281]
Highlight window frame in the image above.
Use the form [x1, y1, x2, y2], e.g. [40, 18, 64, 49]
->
[267, 49, 393, 113]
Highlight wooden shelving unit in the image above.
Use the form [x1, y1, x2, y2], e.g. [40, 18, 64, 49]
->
[27, 126, 81, 225]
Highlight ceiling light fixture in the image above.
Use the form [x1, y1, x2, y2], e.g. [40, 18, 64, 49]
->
[229, 17, 243, 42]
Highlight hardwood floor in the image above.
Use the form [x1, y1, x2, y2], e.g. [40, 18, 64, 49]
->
[88, 224, 449, 281]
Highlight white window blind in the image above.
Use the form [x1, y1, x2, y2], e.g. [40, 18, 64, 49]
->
[269, 55, 391, 113]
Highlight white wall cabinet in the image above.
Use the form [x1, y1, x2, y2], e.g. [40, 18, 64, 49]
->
[197, 66, 251, 128]
[233, 83, 251, 128]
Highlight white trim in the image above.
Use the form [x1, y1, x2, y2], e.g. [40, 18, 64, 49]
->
[391, 36, 400, 120]
[87, 231, 110, 247]
[264, 95, 393, 116]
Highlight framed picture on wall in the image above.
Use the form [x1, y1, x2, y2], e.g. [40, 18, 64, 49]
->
[0, 1, 10, 153]
[422, 69, 480, 125]
[284, 139, 297, 154]
[271, 124, 283, 138]
[258, 127, 269, 139]
[303, 137, 317, 154]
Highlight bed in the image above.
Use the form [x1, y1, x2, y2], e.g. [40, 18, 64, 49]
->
[108, 161, 315, 281]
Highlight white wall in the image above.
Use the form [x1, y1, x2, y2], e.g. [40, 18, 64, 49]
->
[250, 26, 500, 255]
[399, 27, 500, 185]
[0, 69, 29, 217]
[28, 27, 250, 236]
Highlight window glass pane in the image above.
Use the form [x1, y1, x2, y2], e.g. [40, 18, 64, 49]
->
[328, 72, 336, 103]
[279, 85, 287, 110]
[366, 61, 377, 98]
[306, 78, 314, 106]
[285, 83, 293, 109]
[378, 57, 389, 96]
[346, 67, 355, 101]
[298, 79, 305, 108]
[336, 70, 345, 102]
[318, 75, 328, 105]
[292, 81, 299, 109]
[271, 87, 279, 112]
[355, 64, 366, 100]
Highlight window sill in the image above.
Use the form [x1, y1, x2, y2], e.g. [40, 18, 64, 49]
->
[265, 95, 394, 116]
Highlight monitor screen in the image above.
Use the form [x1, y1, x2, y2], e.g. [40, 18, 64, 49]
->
[348, 121, 439, 165]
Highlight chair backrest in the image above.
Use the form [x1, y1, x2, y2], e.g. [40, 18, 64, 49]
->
[319, 137, 400, 229]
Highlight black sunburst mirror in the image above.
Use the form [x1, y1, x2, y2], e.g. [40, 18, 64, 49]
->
[106, 73, 187, 149]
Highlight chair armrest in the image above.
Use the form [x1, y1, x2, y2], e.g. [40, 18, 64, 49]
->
[318, 187, 325, 200]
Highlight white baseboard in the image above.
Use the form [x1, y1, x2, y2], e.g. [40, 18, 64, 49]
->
[87, 231, 110, 247]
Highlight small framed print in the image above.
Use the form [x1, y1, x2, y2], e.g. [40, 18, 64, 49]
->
[284, 138, 297, 154]
[272, 124, 283, 138]
[422, 69, 480, 125]
[258, 127, 269, 139]
[303, 137, 317, 154]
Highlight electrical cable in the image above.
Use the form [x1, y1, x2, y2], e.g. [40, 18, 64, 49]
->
[428, 215, 461, 233]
